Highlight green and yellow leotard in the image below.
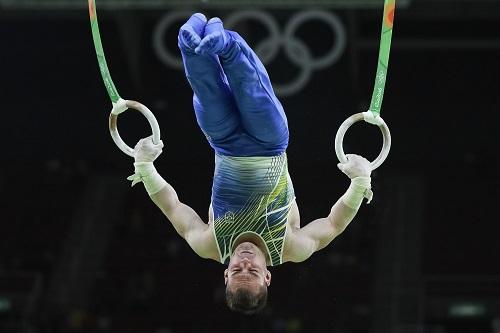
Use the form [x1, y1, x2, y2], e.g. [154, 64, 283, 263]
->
[211, 153, 295, 266]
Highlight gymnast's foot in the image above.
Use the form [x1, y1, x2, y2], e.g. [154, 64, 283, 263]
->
[178, 13, 207, 52]
[195, 17, 229, 56]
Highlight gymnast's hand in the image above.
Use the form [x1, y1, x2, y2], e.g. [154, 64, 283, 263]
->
[133, 136, 164, 163]
[337, 154, 371, 179]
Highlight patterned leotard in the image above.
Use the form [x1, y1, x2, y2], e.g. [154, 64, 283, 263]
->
[211, 153, 295, 266]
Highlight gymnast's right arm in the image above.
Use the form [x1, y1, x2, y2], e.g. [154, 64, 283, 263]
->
[128, 137, 216, 259]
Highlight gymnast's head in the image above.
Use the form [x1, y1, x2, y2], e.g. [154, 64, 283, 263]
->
[224, 241, 272, 314]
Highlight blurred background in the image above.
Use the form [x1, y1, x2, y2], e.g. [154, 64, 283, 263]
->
[1, 0, 500, 332]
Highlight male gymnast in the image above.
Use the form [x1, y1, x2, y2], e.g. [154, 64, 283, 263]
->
[128, 13, 373, 314]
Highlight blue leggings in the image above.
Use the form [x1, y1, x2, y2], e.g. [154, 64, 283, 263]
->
[179, 30, 289, 156]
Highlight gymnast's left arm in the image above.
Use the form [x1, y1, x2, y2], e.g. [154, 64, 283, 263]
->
[286, 154, 373, 262]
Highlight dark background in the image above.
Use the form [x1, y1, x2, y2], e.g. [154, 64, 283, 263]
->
[1, 0, 500, 332]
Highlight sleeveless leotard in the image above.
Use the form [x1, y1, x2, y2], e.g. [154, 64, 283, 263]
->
[211, 153, 295, 266]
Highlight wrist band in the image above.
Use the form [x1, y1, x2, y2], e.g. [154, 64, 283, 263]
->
[127, 162, 167, 195]
[341, 176, 373, 209]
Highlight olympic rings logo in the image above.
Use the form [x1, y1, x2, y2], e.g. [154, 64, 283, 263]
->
[153, 10, 346, 96]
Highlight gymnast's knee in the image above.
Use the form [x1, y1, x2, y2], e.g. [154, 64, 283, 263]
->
[255, 127, 289, 153]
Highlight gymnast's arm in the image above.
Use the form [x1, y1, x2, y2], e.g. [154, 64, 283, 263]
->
[285, 154, 373, 263]
[150, 184, 212, 251]
[128, 137, 216, 259]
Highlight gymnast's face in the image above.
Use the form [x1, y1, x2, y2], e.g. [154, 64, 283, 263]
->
[224, 242, 271, 291]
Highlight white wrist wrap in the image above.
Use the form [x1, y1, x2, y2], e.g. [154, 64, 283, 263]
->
[127, 162, 167, 196]
[341, 176, 373, 210]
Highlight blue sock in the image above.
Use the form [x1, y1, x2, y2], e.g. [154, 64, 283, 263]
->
[195, 17, 229, 56]
[178, 13, 207, 51]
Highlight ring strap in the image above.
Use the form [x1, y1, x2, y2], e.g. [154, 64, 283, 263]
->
[368, 0, 395, 117]
[88, 0, 121, 104]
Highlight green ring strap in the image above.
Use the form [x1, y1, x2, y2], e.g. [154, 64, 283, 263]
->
[369, 0, 395, 116]
[88, 0, 121, 104]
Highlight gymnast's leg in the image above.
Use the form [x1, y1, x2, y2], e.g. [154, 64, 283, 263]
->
[195, 18, 289, 156]
[178, 13, 240, 155]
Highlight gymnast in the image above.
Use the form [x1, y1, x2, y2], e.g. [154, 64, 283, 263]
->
[128, 13, 373, 314]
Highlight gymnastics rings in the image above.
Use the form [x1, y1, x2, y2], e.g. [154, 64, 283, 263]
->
[108, 98, 161, 157]
[334, 112, 391, 170]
